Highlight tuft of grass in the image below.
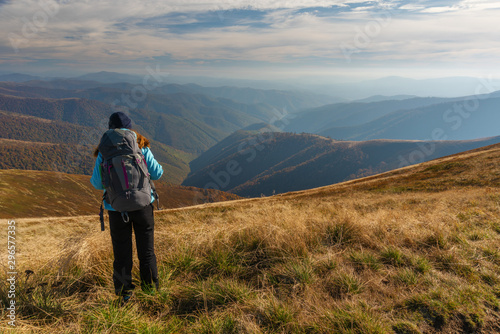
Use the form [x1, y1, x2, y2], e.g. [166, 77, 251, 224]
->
[392, 321, 422, 334]
[460, 312, 485, 333]
[482, 247, 500, 265]
[326, 272, 364, 298]
[163, 247, 201, 278]
[380, 247, 406, 267]
[82, 303, 146, 334]
[271, 258, 315, 286]
[423, 233, 449, 250]
[349, 250, 382, 271]
[323, 220, 361, 247]
[491, 222, 500, 234]
[173, 278, 254, 314]
[191, 313, 239, 334]
[404, 291, 457, 329]
[480, 273, 499, 286]
[257, 297, 296, 332]
[393, 268, 419, 286]
[467, 231, 487, 241]
[319, 305, 390, 334]
[200, 248, 243, 278]
[314, 255, 338, 274]
[410, 256, 432, 274]
[434, 252, 475, 280]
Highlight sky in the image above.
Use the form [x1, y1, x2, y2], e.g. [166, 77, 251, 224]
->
[1, 0, 500, 82]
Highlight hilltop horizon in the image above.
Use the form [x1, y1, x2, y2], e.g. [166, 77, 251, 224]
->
[2, 71, 500, 100]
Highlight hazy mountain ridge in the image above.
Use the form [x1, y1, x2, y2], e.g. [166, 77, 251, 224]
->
[0, 90, 247, 155]
[177, 83, 341, 111]
[320, 96, 500, 141]
[0, 93, 114, 127]
[0, 81, 332, 154]
[285, 96, 467, 134]
[183, 131, 500, 197]
[326, 76, 500, 99]
[1, 78, 337, 113]
[354, 94, 417, 103]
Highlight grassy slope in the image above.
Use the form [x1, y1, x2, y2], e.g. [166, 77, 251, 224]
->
[0, 169, 240, 219]
[184, 131, 500, 197]
[2, 144, 500, 333]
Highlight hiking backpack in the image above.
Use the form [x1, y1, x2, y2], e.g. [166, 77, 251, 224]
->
[97, 129, 159, 229]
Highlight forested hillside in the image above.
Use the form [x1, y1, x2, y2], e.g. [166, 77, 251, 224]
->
[184, 131, 500, 197]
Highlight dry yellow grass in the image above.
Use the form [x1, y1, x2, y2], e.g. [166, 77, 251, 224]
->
[2, 144, 500, 333]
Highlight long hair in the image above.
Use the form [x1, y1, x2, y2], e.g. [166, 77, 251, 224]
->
[93, 130, 151, 157]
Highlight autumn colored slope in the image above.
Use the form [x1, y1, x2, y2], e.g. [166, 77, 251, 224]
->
[1, 143, 500, 333]
[0, 169, 240, 219]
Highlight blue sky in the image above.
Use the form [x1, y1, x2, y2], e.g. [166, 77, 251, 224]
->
[1, 0, 499, 81]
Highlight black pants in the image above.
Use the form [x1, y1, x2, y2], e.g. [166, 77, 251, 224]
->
[109, 204, 159, 296]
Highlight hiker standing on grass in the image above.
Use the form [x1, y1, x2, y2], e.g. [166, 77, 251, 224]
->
[90, 112, 163, 303]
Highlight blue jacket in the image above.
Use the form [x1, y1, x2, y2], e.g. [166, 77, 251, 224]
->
[90, 131, 163, 211]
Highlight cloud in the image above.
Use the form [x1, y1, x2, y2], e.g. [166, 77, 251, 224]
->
[0, 0, 499, 78]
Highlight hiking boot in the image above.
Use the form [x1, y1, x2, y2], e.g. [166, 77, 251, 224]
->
[121, 292, 133, 306]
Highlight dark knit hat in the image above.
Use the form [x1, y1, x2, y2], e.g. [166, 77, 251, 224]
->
[108, 112, 132, 129]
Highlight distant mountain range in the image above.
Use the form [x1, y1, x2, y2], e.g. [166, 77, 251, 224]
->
[316, 76, 500, 100]
[284, 96, 457, 134]
[286, 90, 500, 141]
[183, 127, 500, 197]
[2, 72, 500, 199]
[0, 73, 43, 82]
[0, 77, 339, 112]
[0, 79, 335, 183]
[0, 82, 316, 156]
[4, 72, 500, 100]
[354, 94, 417, 103]
[319, 95, 500, 141]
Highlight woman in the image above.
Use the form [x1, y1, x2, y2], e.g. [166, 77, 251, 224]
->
[90, 112, 163, 303]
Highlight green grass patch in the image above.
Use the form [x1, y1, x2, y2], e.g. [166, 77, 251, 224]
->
[323, 220, 361, 247]
[173, 278, 254, 314]
[82, 303, 146, 334]
[393, 268, 419, 286]
[349, 250, 382, 271]
[392, 321, 422, 334]
[257, 297, 296, 332]
[404, 291, 457, 329]
[326, 272, 364, 298]
[319, 305, 390, 334]
[410, 256, 432, 274]
[191, 313, 239, 334]
[271, 258, 315, 286]
[380, 247, 407, 267]
[423, 162, 467, 173]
